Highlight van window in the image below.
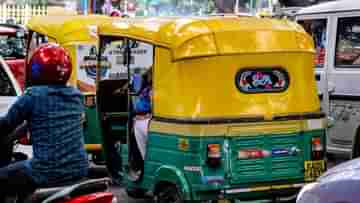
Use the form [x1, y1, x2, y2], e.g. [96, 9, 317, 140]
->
[0, 64, 16, 96]
[335, 17, 360, 67]
[298, 19, 327, 68]
[27, 32, 49, 64]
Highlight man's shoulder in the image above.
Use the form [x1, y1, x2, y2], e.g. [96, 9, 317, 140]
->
[23, 87, 32, 96]
[27, 86, 83, 97]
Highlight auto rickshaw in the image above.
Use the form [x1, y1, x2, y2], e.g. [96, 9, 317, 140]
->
[25, 14, 111, 164]
[96, 16, 327, 202]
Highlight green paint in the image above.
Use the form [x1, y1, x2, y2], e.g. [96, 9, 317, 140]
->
[83, 105, 103, 145]
[104, 123, 325, 201]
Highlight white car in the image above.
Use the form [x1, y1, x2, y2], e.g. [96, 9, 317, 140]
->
[0, 56, 33, 159]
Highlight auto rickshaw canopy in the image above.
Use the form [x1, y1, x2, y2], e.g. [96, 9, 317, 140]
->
[98, 16, 320, 120]
[26, 14, 112, 87]
[99, 16, 314, 61]
[26, 14, 111, 45]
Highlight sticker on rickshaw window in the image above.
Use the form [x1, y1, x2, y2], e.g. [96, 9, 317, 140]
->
[235, 68, 289, 93]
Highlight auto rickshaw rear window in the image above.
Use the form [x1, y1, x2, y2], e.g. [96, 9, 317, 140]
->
[235, 68, 289, 93]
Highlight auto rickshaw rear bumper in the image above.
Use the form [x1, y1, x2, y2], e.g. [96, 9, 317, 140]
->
[191, 181, 305, 201]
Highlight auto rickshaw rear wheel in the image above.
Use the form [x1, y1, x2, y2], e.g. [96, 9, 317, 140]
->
[153, 183, 183, 203]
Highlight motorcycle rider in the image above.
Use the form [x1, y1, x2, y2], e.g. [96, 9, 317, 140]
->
[0, 43, 89, 201]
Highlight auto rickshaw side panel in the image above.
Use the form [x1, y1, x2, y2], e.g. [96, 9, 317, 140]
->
[141, 119, 325, 201]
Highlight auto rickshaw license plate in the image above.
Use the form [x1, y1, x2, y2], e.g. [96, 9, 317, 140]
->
[304, 160, 325, 182]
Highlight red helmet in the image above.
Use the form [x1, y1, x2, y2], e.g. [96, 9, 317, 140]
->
[27, 43, 72, 86]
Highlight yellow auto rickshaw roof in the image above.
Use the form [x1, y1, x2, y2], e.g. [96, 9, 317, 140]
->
[26, 15, 111, 44]
[99, 16, 314, 61]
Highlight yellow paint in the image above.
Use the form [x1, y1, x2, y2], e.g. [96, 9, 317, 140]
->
[26, 15, 110, 45]
[150, 119, 325, 137]
[271, 184, 293, 190]
[250, 186, 272, 192]
[304, 160, 325, 182]
[154, 49, 319, 119]
[99, 16, 320, 119]
[99, 17, 314, 61]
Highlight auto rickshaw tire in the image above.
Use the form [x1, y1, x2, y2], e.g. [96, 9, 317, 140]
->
[126, 188, 147, 199]
[351, 127, 360, 159]
[153, 183, 183, 203]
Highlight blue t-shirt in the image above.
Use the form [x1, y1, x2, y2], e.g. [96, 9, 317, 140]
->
[0, 85, 89, 185]
[135, 86, 151, 114]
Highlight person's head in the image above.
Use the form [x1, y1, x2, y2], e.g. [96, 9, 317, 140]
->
[27, 43, 72, 86]
[141, 68, 152, 87]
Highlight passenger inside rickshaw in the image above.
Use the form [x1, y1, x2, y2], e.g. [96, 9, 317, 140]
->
[132, 68, 152, 160]
[96, 37, 154, 179]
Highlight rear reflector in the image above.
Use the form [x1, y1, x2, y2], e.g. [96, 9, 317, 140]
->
[207, 144, 221, 168]
[312, 137, 324, 160]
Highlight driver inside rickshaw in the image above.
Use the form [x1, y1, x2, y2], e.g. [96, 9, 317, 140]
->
[132, 68, 152, 160]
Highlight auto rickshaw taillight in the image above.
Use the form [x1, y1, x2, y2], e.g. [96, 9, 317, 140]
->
[207, 144, 221, 168]
[311, 137, 324, 160]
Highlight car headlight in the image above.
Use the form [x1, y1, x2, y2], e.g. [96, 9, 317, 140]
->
[296, 182, 321, 203]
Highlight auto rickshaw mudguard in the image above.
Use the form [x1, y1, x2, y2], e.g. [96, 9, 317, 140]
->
[153, 165, 192, 200]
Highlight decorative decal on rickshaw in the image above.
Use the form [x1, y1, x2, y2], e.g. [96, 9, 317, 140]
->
[178, 138, 189, 151]
[79, 45, 109, 80]
[235, 68, 289, 93]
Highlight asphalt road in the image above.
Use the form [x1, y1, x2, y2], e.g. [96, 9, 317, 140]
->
[94, 155, 349, 203]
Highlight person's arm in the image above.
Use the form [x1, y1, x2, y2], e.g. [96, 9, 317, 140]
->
[0, 92, 32, 137]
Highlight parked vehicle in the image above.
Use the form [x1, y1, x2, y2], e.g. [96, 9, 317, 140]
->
[97, 16, 326, 202]
[296, 0, 360, 159]
[25, 15, 111, 164]
[0, 55, 21, 115]
[0, 55, 32, 159]
[0, 23, 27, 90]
[296, 157, 360, 203]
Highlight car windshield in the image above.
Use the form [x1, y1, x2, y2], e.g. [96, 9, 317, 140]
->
[136, 0, 273, 16]
[0, 26, 26, 60]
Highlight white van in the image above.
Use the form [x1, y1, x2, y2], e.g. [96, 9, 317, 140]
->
[296, 0, 360, 158]
[0, 55, 21, 115]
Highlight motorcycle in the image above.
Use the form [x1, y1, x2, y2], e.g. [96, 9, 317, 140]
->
[0, 123, 117, 203]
